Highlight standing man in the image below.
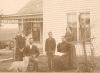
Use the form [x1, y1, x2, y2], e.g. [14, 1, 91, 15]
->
[45, 32, 56, 71]
[15, 31, 26, 61]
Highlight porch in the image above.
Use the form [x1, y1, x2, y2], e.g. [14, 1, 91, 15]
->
[1, 14, 43, 54]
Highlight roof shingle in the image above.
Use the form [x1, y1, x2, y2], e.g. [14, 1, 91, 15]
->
[16, 0, 43, 15]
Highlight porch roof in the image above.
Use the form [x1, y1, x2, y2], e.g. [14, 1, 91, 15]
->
[2, 13, 43, 20]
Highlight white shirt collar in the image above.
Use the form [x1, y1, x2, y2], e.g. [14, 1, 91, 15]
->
[30, 45, 32, 49]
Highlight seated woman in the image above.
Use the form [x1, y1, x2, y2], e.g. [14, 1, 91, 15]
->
[52, 36, 71, 72]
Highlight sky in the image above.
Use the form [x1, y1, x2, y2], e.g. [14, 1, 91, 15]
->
[0, 0, 30, 29]
[0, 0, 30, 15]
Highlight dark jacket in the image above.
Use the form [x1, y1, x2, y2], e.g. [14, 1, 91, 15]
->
[45, 38, 56, 52]
[57, 41, 71, 53]
[15, 35, 26, 49]
[23, 45, 40, 57]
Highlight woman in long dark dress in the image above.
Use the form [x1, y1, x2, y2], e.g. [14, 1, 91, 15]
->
[15, 31, 26, 61]
[65, 28, 77, 69]
[52, 36, 71, 72]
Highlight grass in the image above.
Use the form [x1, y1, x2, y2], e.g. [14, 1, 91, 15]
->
[0, 59, 13, 72]
[0, 52, 100, 72]
[0, 49, 13, 60]
[0, 55, 48, 72]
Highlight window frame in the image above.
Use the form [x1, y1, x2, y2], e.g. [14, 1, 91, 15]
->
[79, 12, 91, 42]
[66, 11, 92, 43]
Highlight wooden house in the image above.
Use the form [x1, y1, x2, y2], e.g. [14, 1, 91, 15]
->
[1, 0, 100, 56]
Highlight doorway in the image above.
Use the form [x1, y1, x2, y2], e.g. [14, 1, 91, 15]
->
[32, 22, 43, 43]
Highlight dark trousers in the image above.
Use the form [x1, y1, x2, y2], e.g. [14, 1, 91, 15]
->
[15, 48, 23, 61]
[46, 51, 54, 70]
[28, 61, 39, 72]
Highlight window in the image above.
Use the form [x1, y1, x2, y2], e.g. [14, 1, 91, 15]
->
[67, 13, 77, 41]
[79, 12, 91, 42]
[67, 12, 91, 42]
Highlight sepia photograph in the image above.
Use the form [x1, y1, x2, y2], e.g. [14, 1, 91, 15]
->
[0, 0, 100, 72]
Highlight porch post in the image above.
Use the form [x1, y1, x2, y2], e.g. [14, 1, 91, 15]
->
[77, 12, 79, 41]
[22, 18, 23, 31]
[18, 23, 20, 31]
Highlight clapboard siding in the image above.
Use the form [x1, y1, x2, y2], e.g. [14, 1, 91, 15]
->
[43, 0, 100, 56]
[43, 0, 66, 54]
[43, 0, 66, 45]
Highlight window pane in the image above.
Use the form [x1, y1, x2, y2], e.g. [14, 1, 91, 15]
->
[33, 27, 37, 31]
[79, 13, 91, 42]
[37, 24, 40, 27]
[67, 14, 72, 23]
[67, 13, 77, 28]
[85, 13, 90, 27]
[67, 13, 77, 41]
[80, 13, 85, 27]
[33, 23, 37, 27]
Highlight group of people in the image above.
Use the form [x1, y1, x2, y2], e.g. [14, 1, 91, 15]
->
[14, 31, 39, 71]
[45, 28, 77, 72]
[14, 28, 77, 72]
